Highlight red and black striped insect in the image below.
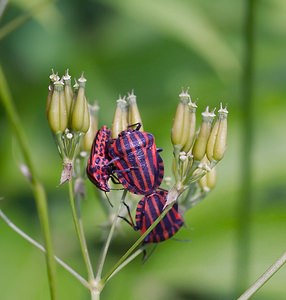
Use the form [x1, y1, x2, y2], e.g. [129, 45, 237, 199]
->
[86, 125, 113, 192]
[108, 124, 164, 195]
[135, 190, 184, 243]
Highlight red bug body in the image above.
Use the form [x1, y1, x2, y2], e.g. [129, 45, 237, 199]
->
[108, 128, 164, 195]
[86, 126, 112, 192]
[135, 190, 183, 243]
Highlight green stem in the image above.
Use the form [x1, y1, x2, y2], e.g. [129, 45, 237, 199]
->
[236, 0, 256, 294]
[106, 247, 145, 283]
[101, 203, 173, 285]
[238, 251, 286, 300]
[0, 65, 57, 299]
[68, 180, 94, 281]
[0, 209, 89, 289]
[95, 190, 128, 281]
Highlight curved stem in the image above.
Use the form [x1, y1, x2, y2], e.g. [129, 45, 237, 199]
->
[68, 180, 94, 281]
[0, 209, 89, 289]
[238, 251, 286, 300]
[0, 65, 57, 299]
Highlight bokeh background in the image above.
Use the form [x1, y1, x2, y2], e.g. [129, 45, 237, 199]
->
[1, 0, 286, 299]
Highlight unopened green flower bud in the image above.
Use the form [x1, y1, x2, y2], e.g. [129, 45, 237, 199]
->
[199, 164, 216, 192]
[182, 100, 197, 153]
[46, 70, 60, 114]
[127, 91, 143, 130]
[112, 96, 128, 138]
[192, 107, 215, 161]
[213, 104, 228, 161]
[171, 90, 191, 148]
[47, 80, 68, 133]
[81, 102, 99, 152]
[71, 74, 90, 133]
[198, 172, 208, 191]
[63, 69, 73, 121]
[206, 118, 219, 162]
[206, 166, 216, 189]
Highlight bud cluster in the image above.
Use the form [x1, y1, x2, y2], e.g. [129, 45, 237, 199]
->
[46, 69, 97, 184]
[167, 90, 228, 207]
[111, 90, 143, 138]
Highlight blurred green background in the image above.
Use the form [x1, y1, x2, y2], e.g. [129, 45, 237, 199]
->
[1, 0, 286, 299]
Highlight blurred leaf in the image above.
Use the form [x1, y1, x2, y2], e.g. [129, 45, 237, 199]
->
[0, 0, 8, 20]
[0, 0, 61, 40]
[10, 0, 61, 31]
[100, 0, 241, 82]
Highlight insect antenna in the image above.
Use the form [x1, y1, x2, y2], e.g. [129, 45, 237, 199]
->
[104, 191, 113, 207]
[142, 244, 158, 264]
[118, 201, 136, 229]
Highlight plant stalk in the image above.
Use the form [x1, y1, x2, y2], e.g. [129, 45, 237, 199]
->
[0, 209, 89, 289]
[236, 0, 256, 294]
[95, 190, 128, 281]
[101, 203, 173, 285]
[238, 251, 286, 300]
[0, 65, 57, 299]
[68, 180, 94, 281]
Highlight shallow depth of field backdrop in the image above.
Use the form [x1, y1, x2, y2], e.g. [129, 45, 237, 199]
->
[1, 0, 286, 299]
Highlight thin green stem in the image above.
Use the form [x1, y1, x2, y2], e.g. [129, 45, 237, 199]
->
[101, 203, 173, 285]
[106, 246, 145, 283]
[236, 0, 256, 294]
[68, 180, 94, 281]
[95, 190, 128, 281]
[238, 251, 286, 300]
[0, 65, 57, 299]
[0, 209, 89, 289]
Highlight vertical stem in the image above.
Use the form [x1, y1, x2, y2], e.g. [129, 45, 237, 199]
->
[237, 0, 256, 294]
[68, 180, 94, 281]
[0, 65, 57, 299]
[95, 190, 128, 281]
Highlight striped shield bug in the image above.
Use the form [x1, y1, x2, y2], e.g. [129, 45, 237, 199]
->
[108, 124, 164, 195]
[135, 190, 184, 243]
[86, 125, 113, 192]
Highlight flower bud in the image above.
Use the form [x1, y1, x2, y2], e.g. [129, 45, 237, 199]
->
[206, 117, 219, 162]
[46, 70, 60, 114]
[47, 80, 68, 133]
[182, 100, 197, 153]
[213, 104, 228, 161]
[171, 90, 190, 147]
[127, 91, 143, 130]
[192, 107, 215, 161]
[81, 102, 99, 152]
[71, 74, 90, 133]
[206, 166, 216, 190]
[63, 69, 73, 121]
[198, 172, 208, 192]
[112, 96, 128, 138]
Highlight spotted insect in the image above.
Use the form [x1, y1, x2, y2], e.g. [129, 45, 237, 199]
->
[86, 125, 113, 192]
[108, 124, 164, 195]
[135, 190, 184, 243]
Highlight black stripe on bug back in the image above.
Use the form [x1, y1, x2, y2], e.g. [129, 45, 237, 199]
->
[136, 190, 184, 243]
[130, 133, 154, 191]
